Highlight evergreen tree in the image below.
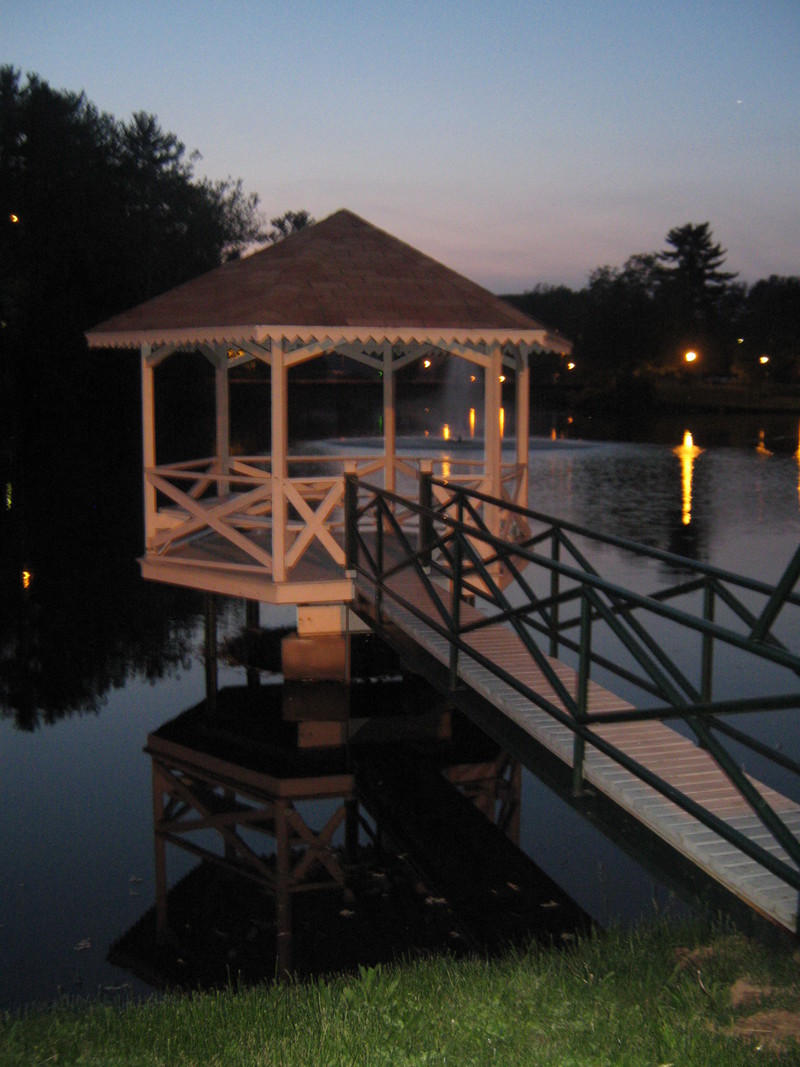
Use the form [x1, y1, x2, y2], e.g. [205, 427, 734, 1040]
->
[657, 222, 738, 373]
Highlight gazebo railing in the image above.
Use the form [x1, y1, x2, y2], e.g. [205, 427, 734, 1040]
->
[143, 452, 522, 582]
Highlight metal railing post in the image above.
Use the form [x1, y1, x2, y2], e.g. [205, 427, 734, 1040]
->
[702, 579, 715, 704]
[449, 497, 465, 692]
[375, 496, 384, 620]
[572, 589, 591, 796]
[550, 530, 560, 658]
[419, 464, 433, 572]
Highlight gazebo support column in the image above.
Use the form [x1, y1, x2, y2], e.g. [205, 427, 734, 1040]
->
[141, 344, 157, 548]
[271, 337, 288, 583]
[214, 354, 230, 480]
[484, 344, 503, 538]
[383, 344, 396, 493]
[515, 354, 530, 507]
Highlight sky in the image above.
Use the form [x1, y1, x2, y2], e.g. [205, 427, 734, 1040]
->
[3, 0, 799, 293]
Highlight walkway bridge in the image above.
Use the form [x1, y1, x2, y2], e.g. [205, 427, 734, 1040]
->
[343, 473, 800, 934]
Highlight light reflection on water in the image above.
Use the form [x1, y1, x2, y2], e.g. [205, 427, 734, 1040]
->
[3, 419, 800, 1010]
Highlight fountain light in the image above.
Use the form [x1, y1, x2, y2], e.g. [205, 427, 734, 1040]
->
[469, 407, 476, 437]
[443, 424, 450, 441]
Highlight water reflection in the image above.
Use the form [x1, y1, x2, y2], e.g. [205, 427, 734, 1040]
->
[673, 430, 703, 527]
[5, 406, 800, 1010]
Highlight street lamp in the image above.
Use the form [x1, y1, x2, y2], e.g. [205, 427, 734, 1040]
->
[684, 350, 698, 365]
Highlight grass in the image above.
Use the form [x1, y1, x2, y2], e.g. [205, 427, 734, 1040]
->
[2, 920, 799, 1066]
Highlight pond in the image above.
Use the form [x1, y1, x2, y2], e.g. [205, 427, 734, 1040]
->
[3, 408, 800, 1011]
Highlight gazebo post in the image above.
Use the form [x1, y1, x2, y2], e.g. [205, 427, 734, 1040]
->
[140, 344, 157, 548]
[515, 348, 530, 507]
[484, 343, 503, 537]
[383, 343, 396, 493]
[271, 336, 288, 582]
[214, 352, 230, 482]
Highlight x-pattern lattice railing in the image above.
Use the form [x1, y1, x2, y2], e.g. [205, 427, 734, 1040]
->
[345, 473, 800, 898]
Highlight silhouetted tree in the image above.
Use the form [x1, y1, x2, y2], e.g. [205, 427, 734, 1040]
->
[267, 209, 315, 243]
[0, 66, 267, 451]
[741, 275, 800, 383]
[657, 222, 738, 373]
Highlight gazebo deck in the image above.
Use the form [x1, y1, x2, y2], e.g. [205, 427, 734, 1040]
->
[140, 528, 352, 603]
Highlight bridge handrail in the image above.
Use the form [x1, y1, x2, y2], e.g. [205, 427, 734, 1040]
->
[344, 473, 800, 895]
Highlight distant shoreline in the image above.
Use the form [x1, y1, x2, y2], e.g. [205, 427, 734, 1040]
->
[651, 379, 800, 413]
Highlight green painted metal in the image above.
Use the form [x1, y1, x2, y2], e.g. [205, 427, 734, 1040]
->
[343, 474, 800, 902]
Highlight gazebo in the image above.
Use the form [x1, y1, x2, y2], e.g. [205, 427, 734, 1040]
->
[86, 209, 570, 612]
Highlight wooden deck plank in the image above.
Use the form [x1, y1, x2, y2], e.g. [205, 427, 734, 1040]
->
[359, 568, 800, 932]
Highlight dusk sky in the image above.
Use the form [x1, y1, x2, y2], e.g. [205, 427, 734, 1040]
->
[4, 1, 799, 293]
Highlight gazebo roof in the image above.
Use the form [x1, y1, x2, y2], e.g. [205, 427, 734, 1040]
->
[86, 209, 570, 352]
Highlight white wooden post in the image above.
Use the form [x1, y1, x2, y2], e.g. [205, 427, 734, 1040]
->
[515, 348, 530, 507]
[484, 344, 503, 536]
[271, 336, 287, 582]
[383, 343, 396, 493]
[141, 344, 157, 547]
[215, 352, 230, 484]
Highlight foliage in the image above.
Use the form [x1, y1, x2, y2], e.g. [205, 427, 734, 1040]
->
[2, 922, 798, 1064]
[0, 65, 268, 454]
[510, 223, 797, 385]
[740, 276, 800, 383]
[267, 209, 315, 243]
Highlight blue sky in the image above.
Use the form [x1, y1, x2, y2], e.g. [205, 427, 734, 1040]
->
[4, 0, 799, 292]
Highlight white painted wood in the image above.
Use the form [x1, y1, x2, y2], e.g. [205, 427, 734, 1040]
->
[140, 345, 157, 545]
[271, 336, 288, 582]
[515, 355, 530, 507]
[383, 344, 396, 494]
[215, 355, 230, 477]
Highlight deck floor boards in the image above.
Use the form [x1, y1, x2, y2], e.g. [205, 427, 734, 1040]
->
[357, 566, 800, 932]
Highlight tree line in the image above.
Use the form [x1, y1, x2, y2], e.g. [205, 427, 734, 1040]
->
[505, 224, 800, 387]
[0, 67, 315, 455]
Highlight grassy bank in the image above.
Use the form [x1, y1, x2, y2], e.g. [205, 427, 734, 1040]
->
[2, 921, 799, 1065]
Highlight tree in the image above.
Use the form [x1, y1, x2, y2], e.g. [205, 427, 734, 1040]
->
[657, 223, 738, 373]
[267, 209, 315, 243]
[0, 66, 268, 448]
[741, 276, 800, 382]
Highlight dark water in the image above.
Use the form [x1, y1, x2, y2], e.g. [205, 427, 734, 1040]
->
[3, 407, 800, 1011]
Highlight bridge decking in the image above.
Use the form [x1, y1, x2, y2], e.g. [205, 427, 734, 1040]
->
[356, 567, 800, 933]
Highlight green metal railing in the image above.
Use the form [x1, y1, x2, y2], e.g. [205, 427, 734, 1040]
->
[344, 472, 800, 906]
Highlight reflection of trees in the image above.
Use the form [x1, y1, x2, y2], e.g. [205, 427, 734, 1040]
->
[0, 447, 202, 731]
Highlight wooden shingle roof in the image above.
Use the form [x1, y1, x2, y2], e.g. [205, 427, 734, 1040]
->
[86, 209, 569, 352]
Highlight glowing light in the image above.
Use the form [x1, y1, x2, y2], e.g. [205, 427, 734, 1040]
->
[673, 430, 703, 526]
[9, 213, 19, 224]
[566, 362, 575, 371]
[423, 359, 431, 369]
[499, 406, 505, 438]
[756, 429, 772, 457]
[21, 570, 31, 589]
[469, 407, 476, 438]
[470, 375, 476, 383]
[685, 350, 698, 364]
[759, 355, 770, 365]
[442, 424, 450, 441]
[551, 427, 557, 441]
[499, 374, 506, 383]
[5, 483, 11, 510]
